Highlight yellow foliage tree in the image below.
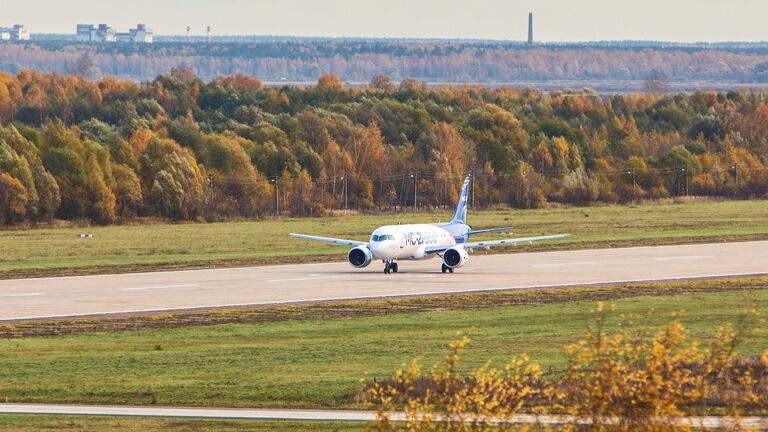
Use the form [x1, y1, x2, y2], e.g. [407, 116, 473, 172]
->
[366, 304, 766, 432]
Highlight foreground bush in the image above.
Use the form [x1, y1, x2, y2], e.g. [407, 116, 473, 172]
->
[364, 303, 767, 431]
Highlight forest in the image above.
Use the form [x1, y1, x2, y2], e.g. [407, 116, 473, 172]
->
[2, 40, 768, 82]
[0, 67, 767, 226]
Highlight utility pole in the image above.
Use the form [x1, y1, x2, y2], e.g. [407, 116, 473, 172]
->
[207, 174, 214, 216]
[411, 173, 418, 211]
[732, 165, 739, 194]
[471, 172, 475, 209]
[272, 177, 279, 215]
[320, 177, 325, 205]
[682, 167, 688, 196]
[400, 174, 406, 210]
[628, 169, 636, 201]
[343, 174, 348, 210]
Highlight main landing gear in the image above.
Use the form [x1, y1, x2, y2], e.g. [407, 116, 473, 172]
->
[441, 264, 454, 273]
[384, 260, 399, 274]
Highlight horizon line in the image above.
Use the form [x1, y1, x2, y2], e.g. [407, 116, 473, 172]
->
[23, 33, 768, 45]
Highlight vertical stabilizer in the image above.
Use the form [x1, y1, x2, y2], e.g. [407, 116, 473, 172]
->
[450, 175, 471, 225]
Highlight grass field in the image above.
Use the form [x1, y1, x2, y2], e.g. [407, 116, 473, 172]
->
[1, 284, 766, 409]
[2, 199, 768, 278]
[0, 416, 366, 432]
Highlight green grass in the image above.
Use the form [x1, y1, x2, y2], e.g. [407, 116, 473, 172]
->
[0, 416, 366, 432]
[1, 287, 766, 409]
[2, 200, 768, 278]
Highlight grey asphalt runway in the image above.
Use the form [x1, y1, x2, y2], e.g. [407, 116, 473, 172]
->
[1, 240, 766, 321]
[0, 404, 766, 429]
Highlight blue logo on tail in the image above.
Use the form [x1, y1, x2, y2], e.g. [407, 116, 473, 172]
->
[450, 175, 471, 225]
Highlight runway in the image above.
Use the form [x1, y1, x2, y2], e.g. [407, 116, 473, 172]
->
[0, 403, 766, 429]
[1, 240, 767, 321]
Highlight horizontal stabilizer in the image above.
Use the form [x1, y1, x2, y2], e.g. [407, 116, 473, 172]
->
[467, 227, 514, 235]
[463, 234, 570, 249]
[425, 234, 569, 254]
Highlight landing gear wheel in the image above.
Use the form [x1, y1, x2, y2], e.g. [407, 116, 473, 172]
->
[441, 264, 448, 273]
[384, 262, 397, 274]
[449, 267, 454, 273]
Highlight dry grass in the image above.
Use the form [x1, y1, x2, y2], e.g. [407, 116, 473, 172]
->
[0, 416, 366, 432]
[2, 200, 768, 279]
[1, 283, 766, 409]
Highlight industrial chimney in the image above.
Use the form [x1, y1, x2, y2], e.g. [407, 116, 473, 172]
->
[207, 25, 211, 43]
[527, 13, 533, 44]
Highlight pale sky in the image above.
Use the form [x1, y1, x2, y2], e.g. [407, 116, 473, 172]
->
[5, 0, 768, 42]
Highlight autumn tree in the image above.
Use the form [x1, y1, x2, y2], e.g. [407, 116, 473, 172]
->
[140, 137, 204, 220]
[465, 104, 528, 173]
[204, 134, 272, 218]
[290, 169, 314, 216]
[317, 128, 352, 207]
[370, 74, 395, 92]
[0, 74, 14, 123]
[85, 157, 116, 224]
[527, 139, 554, 172]
[316, 74, 346, 100]
[0, 173, 27, 224]
[112, 164, 143, 217]
[40, 121, 91, 219]
[559, 168, 600, 205]
[645, 69, 670, 95]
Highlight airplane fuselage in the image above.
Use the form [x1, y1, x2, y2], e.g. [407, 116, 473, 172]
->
[368, 223, 469, 261]
[289, 174, 568, 274]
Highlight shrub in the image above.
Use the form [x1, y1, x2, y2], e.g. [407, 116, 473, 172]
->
[364, 304, 767, 431]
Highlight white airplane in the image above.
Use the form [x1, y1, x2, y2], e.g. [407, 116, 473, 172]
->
[290, 175, 569, 274]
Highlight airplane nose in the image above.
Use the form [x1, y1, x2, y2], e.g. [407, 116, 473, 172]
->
[368, 242, 383, 258]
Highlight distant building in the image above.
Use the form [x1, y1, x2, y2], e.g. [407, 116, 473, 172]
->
[77, 24, 116, 42]
[116, 24, 153, 43]
[527, 13, 533, 45]
[0, 24, 30, 41]
[76, 24, 93, 41]
[76, 23, 152, 43]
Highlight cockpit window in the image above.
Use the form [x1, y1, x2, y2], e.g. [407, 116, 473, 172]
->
[371, 234, 394, 242]
[371, 235, 380, 242]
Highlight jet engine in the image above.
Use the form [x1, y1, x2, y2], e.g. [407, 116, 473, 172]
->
[348, 246, 373, 268]
[443, 246, 469, 269]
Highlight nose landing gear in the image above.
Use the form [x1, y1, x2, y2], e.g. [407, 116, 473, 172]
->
[383, 260, 399, 274]
[441, 264, 454, 273]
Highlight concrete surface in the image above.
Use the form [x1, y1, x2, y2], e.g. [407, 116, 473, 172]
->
[0, 403, 766, 429]
[1, 241, 766, 321]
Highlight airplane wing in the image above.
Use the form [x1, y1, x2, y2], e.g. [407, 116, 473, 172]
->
[289, 233, 367, 247]
[425, 234, 569, 254]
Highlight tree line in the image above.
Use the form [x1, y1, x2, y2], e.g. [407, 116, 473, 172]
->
[1, 68, 767, 225]
[2, 41, 768, 82]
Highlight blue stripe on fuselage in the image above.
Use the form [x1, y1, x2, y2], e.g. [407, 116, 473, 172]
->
[435, 222, 471, 244]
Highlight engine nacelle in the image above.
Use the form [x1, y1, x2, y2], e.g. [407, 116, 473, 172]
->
[443, 246, 469, 269]
[348, 246, 373, 268]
